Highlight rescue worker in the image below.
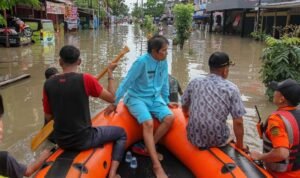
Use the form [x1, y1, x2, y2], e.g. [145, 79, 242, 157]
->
[250, 79, 300, 178]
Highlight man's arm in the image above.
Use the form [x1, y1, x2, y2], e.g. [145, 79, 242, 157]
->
[233, 117, 244, 149]
[99, 63, 117, 103]
[24, 149, 51, 177]
[250, 147, 289, 162]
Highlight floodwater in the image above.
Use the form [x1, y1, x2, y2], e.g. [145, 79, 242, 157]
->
[0, 24, 276, 167]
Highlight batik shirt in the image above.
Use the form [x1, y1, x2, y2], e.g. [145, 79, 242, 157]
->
[182, 74, 246, 148]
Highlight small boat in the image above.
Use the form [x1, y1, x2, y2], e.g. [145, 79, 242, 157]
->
[34, 102, 272, 178]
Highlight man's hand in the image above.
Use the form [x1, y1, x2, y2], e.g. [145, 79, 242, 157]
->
[107, 62, 118, 74]
[168, 102, 179, 109]
[250, 150, 263, 161]
[104, 104, 117, 116]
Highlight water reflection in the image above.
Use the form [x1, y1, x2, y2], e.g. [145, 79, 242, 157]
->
[0, 25, 275, 165]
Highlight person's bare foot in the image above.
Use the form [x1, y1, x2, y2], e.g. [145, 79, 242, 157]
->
[157, 152, 164, 161]
[153, 165, 168, 178]
[108, 173, 121, 178]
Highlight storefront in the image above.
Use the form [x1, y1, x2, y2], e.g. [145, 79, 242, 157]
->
[46, 1, 65, 32]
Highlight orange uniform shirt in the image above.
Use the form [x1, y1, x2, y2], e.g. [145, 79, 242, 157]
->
[266, 106, 300, 178]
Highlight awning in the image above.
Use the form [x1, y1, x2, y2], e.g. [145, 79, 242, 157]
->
[207, 0, 257, 11]
[260, 1, 300, 9]
[193, 15, 209, 20]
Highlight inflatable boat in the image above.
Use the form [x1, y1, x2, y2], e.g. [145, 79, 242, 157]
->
[34, 102, 272, 178]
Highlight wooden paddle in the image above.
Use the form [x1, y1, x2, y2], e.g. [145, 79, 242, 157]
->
[30, 46, 130, 151]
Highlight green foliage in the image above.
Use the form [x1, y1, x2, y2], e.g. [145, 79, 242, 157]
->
[0, 15, 6, 26]
[260, 36, 300, 100]
[0, 0, 40, 25]
[173, 3, 194, 49]
[131, 3, 143, 19]
[250, 31, 269, 41]
[144, 0, 165, 18]
[143, 15, 156, 34]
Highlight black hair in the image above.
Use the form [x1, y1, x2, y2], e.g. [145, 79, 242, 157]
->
[59, 45, 80, 64]
[147, 35, 169, 53]
[45, 67, 59, 79]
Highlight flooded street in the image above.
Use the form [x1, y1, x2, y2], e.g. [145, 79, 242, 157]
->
[0, 24, 276, 166]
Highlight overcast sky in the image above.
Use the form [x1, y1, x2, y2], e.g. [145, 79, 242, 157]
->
[125, 0, 145, 12]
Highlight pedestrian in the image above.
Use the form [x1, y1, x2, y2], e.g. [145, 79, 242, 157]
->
[0, 94, 51, 178]
[250, 79, 300, 178]
[43, 45, 126, 178]
[168, 74, 183, 103]
[106, 35, 175, 178]
[181, 52, 246, 150]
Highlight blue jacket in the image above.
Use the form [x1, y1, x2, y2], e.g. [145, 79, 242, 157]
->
[115, 53, 169, 105]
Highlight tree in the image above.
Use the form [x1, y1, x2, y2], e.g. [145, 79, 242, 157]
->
[108, 0, 129, 16]
[173, 3, 193, 49]
[144, 0, 165, 18]
[0, 0, 40, 47]
[131, 3, 143, 19]
[0, 0, 40, 25]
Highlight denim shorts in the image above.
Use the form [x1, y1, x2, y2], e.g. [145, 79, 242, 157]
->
[124, 95, 172, 124]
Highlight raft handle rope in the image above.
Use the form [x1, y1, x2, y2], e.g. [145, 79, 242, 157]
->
[206, 148, 237, 178]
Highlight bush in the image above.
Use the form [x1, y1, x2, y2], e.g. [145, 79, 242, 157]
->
[260, 36, 300, 100]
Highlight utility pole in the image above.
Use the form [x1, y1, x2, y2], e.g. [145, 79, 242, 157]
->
[255, 0, 262, 32]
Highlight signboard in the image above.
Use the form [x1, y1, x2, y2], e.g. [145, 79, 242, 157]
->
[65, 5, 78, 30]
[46, 1, 65, 14]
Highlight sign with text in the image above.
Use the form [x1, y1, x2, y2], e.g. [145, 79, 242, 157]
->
[46, 1, 65, 15]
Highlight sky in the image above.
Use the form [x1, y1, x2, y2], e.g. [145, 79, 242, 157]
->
[125, 0, 144, 12]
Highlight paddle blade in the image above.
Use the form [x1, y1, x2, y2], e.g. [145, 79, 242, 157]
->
[31, 120, 54, 151]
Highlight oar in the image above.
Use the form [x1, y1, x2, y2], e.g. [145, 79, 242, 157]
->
[31, 46, 130, 151]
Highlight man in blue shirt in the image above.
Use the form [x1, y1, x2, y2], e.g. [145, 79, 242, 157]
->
[106, 35, 174, 178]
[182, 52, 246, 150]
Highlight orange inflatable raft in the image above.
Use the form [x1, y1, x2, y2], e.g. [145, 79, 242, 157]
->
[34, 102, 272, 178]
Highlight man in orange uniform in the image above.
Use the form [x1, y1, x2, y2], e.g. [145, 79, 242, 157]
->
[250, 79, 300, 178]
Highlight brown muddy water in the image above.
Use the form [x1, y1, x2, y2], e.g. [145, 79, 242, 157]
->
[0, 24, 276, 167]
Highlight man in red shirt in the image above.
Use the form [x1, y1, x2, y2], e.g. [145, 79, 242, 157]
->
[43, 45, 126, 178]
[250, 79, 300, 178]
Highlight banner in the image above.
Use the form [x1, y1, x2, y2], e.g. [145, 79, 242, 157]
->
[46, 1, 65, 15]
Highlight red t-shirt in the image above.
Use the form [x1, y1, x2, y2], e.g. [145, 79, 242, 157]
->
[43, 73, 103, 115]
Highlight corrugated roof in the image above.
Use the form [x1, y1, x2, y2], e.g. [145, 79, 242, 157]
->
[260, 0, 300, 8]
[206, 0, 258, 11]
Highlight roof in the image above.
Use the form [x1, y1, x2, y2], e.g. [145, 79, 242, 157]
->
[260, 0, 300, 9]
[206, 0, 258, 11]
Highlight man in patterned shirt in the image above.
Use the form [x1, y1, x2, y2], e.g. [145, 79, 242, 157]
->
[182, 52, 246, 150]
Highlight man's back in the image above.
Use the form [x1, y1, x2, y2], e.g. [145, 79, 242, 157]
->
[44, 73, 92, 149]
[182, 74, 245, 148]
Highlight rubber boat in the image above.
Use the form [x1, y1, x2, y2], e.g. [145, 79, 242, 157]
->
[34, 102, 272, 178]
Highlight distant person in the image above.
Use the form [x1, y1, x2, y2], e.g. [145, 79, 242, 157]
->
[43, 45, 127, 178]
[44, 67, 59, 143]
[106, 35, 176, 178]
[168, 74, 183, 103]
[45, 67, 59, 80]
[0, 94, 51, 178]
[250, 79, 300, 178]
[182, 52, 246, 150]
